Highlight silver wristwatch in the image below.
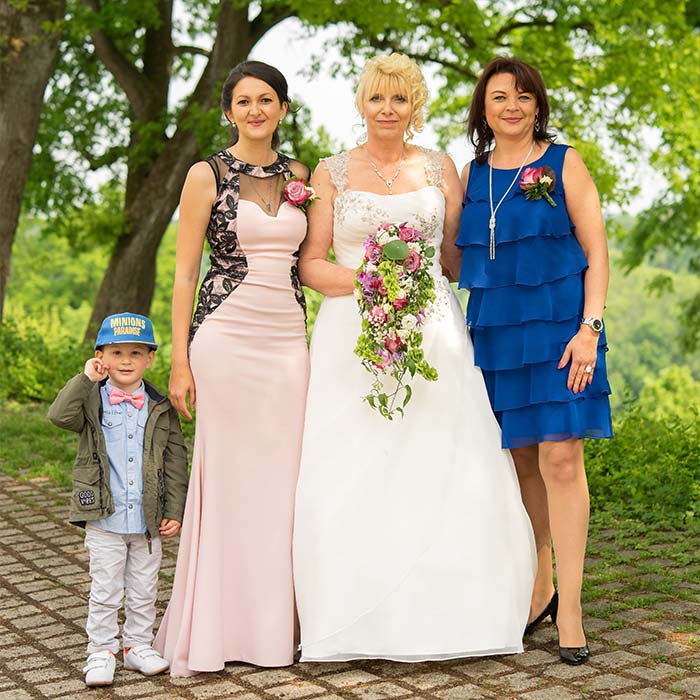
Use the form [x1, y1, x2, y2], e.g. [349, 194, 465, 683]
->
[581, 316, 603, 333]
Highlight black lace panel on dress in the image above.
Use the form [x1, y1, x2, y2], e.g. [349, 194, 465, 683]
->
[189, 151, 308, 343]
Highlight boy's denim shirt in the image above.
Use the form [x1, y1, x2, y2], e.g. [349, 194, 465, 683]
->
[95, 380, 148, 534]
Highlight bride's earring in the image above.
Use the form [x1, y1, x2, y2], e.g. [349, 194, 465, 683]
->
[355, 116, 367, 145]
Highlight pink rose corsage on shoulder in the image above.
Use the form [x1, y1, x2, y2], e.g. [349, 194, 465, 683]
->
[283, 177, 319, 211]
[519, 165, 557, 207]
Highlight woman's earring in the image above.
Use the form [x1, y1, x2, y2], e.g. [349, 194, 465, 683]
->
[355, 117, 367, 145]
[534, 115, 540, 131]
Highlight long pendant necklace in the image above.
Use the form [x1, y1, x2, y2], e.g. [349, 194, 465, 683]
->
[367, 148, 406, 195]
[488, 142, 535, 260]
[249, 176, 276, 213]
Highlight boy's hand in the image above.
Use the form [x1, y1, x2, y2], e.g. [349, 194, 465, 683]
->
[84, 358, 110, 382]
[159, 518, 181, 537]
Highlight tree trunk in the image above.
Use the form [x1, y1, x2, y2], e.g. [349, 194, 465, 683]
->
[0, 0, 65, 323]
[84, 1, 254, 341]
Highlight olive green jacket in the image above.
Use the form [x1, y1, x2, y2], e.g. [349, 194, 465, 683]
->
[48, 372, 188, 538]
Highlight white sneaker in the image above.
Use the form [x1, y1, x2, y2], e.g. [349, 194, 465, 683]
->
[123, 645, 169, 676]
[83, 650, 116, 686]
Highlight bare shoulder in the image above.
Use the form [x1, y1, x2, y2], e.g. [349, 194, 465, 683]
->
[562, 146, 594, 187]
[186, 161, 217, 189]
[460, 161, 472, 186]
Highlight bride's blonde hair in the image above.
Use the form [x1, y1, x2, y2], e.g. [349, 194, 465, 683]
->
[355, 53, 428, 141]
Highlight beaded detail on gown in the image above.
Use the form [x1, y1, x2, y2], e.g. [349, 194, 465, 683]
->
[457, 143, 613, 448]
[293, 148, 536, 662]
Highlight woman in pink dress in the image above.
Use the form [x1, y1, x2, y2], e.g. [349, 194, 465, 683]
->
[154, 61, 310, 676]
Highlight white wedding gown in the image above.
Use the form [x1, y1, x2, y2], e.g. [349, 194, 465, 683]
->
[293, 149, 537, 662]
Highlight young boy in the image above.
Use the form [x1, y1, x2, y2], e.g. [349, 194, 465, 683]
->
[48, 312, 188, 687]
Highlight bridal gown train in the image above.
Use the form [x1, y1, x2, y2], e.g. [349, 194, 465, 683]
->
[293, 149, 538, 662]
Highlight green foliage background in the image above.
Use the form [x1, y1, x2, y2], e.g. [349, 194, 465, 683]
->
[3, 215, 699, 529]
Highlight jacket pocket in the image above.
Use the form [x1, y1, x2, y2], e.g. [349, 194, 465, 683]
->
[101, 412, 124, 442]
[72, 462, 102, 512]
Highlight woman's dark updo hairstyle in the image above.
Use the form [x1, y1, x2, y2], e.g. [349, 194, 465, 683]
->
[467, 56, 556, 164]
[221, 60, 291, 149]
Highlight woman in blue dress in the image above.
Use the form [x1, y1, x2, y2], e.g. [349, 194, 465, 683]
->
[457, 57, 613, 665]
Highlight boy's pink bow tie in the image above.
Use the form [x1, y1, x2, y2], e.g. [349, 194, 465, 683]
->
[109, 388, 145, 409]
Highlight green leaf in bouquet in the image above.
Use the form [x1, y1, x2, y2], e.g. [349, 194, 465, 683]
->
[424, 245, 436, 258]
[403, 384, 413, 406]
[382, 239, 410, 261]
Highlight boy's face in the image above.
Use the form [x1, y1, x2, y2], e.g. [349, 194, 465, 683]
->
[95, 343, 155, 393]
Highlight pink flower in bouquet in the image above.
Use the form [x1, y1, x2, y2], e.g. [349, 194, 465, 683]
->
[365, 242, 382, 264]
[376, 281, 388, 297]
[393, 296, 409, 310]
[284, 179, 312, 205]
[399, 226, 421, 242]
[384, 336, 404, 354]
[405, 250, 422, 273]
[519, 166, 543, 189]
[368, 305, 387, 326]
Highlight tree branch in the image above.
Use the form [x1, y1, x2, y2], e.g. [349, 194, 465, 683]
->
[80, 0, 153, 119]
[174, 44, 211, 58]
[250, 3, 295, 45]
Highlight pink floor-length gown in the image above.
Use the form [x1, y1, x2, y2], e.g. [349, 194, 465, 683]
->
[155, 156, 309, 675]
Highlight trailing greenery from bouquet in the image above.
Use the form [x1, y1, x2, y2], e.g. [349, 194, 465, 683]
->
[354, 222, 438, 419]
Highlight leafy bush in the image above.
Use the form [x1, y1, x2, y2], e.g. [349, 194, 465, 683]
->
[0, 316, 89, 403]
[586, 398, 700, 528]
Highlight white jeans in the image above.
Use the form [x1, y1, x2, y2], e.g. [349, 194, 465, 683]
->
[84, 524, 162, 654]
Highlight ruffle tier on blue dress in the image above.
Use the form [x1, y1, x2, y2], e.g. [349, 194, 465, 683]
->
[457, 143, 612, 448]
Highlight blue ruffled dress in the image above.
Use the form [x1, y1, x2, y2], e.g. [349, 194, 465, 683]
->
[457, 143, 613, 448]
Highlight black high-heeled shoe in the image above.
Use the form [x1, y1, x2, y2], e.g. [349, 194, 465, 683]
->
[559, 643, 590, 665]
[524, 590, 558, 637]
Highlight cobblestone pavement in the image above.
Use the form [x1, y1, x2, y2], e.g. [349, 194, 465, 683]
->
[1, 472, 698, 700]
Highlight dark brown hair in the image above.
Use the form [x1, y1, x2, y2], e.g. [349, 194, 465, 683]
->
[221, 60, 291, 149]
[467, 57, 555, 164]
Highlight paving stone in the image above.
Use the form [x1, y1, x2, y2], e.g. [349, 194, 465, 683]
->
[616, 609, 655, 623]
[21, 667, 70, 684]
[626, 663, 686, 681]
[113, 680, 164, 696]
[520, 687, 581, 700]
[610, 690, 682, 700]
[324, 670, 381, 687]
[454, 659, 513, 676]
[246, 669, 300, 688]
[484, 671, 542, 692]
[41, 633, 84, 650]
[264, 682, 329, 699]
[631, 639, 690, 656]
[581, 673, 639, 692]
[186, 681, 246, 698]
[35, 678, 87, 697]
[0, 690, 34, 700]
[542, 663, 597, 681]
[512, 650, 559, 667]
[589, 650, 644, 669]
[670, 676, 700, 697]
[4, 655, 53, 672]
[403, 672, 457, 690]
[434, 684, 496, 700]
[599, 629, 656, 645]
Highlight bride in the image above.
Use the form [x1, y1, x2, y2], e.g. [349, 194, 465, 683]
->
[293, 53, 537, 662]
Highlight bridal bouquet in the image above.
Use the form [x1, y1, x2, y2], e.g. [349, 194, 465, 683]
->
[354, 222, 439, 420]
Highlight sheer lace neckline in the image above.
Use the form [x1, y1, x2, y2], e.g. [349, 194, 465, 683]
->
[218, 149, 288, 176]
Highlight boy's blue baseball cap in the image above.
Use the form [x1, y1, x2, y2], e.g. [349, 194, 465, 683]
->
[95, 312, 158, 349]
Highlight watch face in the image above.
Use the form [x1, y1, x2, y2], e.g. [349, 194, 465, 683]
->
[591, 319, 603, 332]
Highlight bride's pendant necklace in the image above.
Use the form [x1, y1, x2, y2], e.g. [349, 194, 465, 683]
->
[367, 147, 406, 195]
[488, 142, 535, 260]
